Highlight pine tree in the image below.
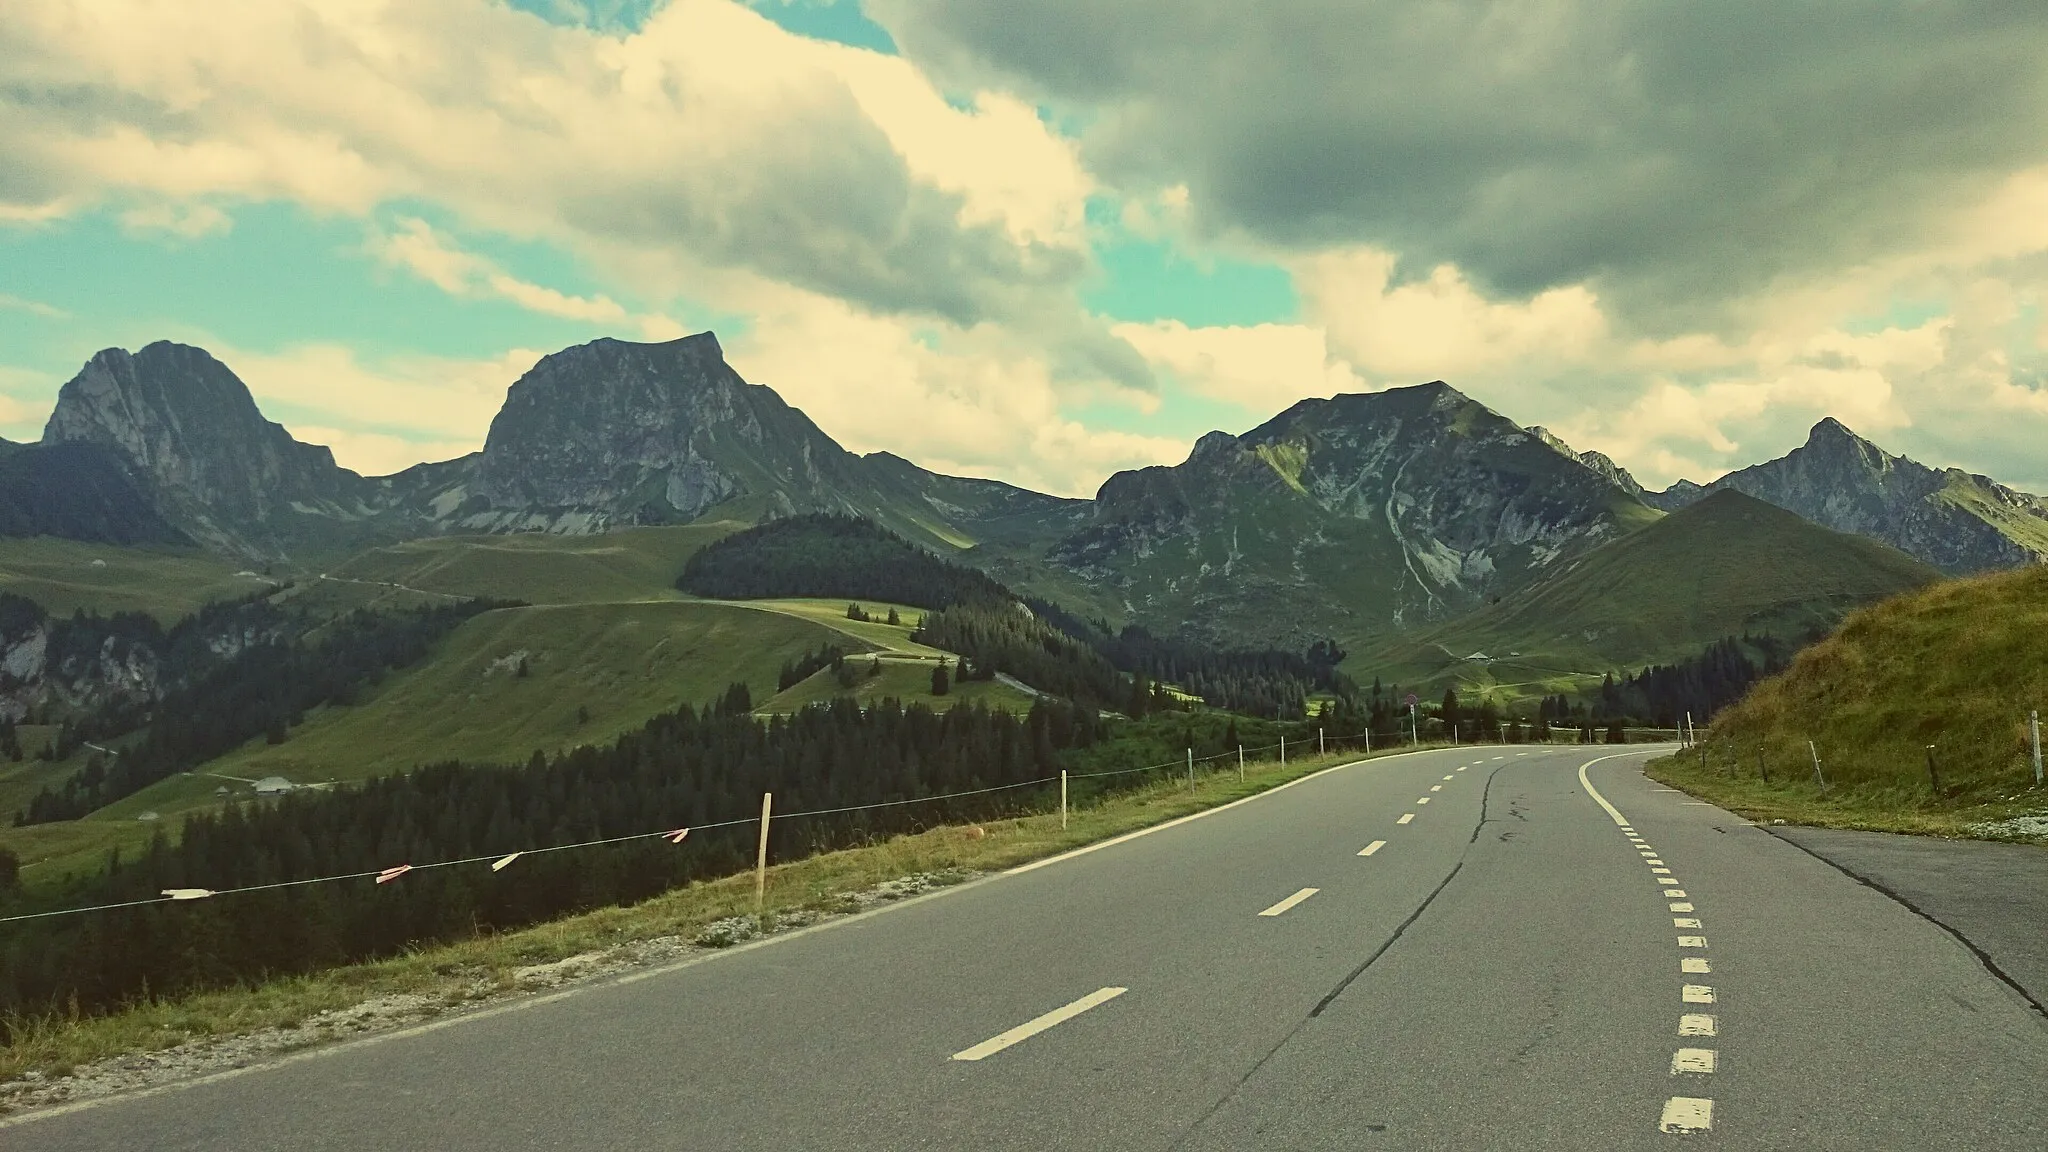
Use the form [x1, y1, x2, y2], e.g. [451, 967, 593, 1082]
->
[931, 660, 951, 697]
[887, 607, 901, 626]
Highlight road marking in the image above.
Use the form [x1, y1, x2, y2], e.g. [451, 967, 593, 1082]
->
[1651, 867, 1672, 874]
[1259, 888, 1320, 917]
[1652, 787, 1682, 793]
[1671, 1048, 1718, 1074]
[1456, 766, 1468, 772]
[1659, 879, 1682, 888]
[1006, 744, 1450, 877]
[1674, 918, 1701, 928]
[1664, 888, 1688, 898]
[951, 987, 1127, 1061]
[1430, 785, 1443, 792]
[1443, 775, 1455, 781]
[1682, 984, 1715, 1004]
[1397, 813, 1415, 824]
[1659, 1097, 1714, 1134]
[1576, 753, 1636, 825]
[1682, 958, 1711, 974]
[1493, 756, 1506, 760]
[1680, 1014, 1717, 1037]
[1669, 902, 1695, 912]
[1678, 935, 1707, 948]
[1358, 840, 1386, 857]
[1417, 797, 1431, 804]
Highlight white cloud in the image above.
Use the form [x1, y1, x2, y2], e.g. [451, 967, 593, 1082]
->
[0, 0, 1095, 326]
[1110, 319, 1364, 414]
[118, 202, 233, 239]
[722, 280, 1182, 497]
[1295, 247, 1608, 381]
[0, 294, 68, 320]
[209, 341, 544, 476]
[367, 216, 681, 337]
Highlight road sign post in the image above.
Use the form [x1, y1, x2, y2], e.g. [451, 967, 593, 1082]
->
[1060, 770, 1068, 829]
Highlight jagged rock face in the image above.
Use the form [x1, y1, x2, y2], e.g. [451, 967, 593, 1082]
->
[1651, 419, 2048, 574]
[1050, 383, 1655, 647]
[1527, 426, 1647, 498]
[40, 343, 373, 557]
[470, 334, 857, 529]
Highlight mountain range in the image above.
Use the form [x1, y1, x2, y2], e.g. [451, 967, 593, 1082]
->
[10, 333, 2046, 666]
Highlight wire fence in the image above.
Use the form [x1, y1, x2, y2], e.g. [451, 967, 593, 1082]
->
[0, 723, 1658, 928]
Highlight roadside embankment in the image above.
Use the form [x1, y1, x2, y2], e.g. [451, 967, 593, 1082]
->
[1, 741, 1461, 1113]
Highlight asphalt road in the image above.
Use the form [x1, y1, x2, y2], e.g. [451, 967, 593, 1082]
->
[9, 745, 2047, 1149]
[1770, 824, 2048, 1013]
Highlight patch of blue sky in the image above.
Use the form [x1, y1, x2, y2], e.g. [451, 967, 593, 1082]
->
[1842, 298, 1948, 335]
[0, 201, 722, 379]
[745, 0, 897, 53]
[1087, 231, 1300, 329]
[500, 0, 669, 33]
[504, 0, 899, 52]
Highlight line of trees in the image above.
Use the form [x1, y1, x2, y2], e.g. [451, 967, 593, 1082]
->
[1537, 635, 1796, 728]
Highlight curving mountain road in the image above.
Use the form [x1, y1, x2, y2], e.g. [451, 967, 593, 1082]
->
[8, 746, 2046, 1149]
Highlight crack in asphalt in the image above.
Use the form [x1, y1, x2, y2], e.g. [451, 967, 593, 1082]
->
[1165, 759, 1517, 1149]
[1765, 829, 2048, 1022]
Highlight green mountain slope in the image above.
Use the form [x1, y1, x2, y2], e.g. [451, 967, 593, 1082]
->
[160, 601, 862, 789]
[0, 536, 263, 621]
[1365, 490, 1942, 695]
[328, 523, 740, 604]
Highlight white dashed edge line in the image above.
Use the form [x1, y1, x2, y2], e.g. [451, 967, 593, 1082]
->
[1578, 751, 1720, 1136]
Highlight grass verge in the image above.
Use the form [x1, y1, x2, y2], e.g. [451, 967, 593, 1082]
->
[0, 742, 1449, 1095]
[1644, 751, 2048, 839]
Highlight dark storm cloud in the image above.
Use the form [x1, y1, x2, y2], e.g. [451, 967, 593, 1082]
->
[875, 0, 2048, 325]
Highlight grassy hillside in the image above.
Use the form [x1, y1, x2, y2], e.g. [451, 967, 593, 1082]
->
[0, 537, 264, 621]
[759, 659, 1038, 714]
[718, 598, 950, 658]
[1362, 490, 1941, 700]
[328, 523, 741, 604]
[149, 600, 867, 789]
[1651, 562, 2048, 835]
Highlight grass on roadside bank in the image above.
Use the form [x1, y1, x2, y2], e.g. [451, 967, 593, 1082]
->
[0, 742, 1455, 1095]
[1644, 750, 2048, 840]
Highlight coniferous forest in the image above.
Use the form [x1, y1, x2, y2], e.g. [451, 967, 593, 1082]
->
[0, 693, 1346, 1027]
[676, 514, 1012, 608]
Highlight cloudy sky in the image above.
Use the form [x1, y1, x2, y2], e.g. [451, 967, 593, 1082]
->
[3, 0, 2046, 496]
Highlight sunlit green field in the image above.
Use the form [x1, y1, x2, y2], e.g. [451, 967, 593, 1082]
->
[0, 537, 266, 621]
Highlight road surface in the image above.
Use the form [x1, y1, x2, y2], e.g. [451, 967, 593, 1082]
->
[8, 745, 2046, 1149]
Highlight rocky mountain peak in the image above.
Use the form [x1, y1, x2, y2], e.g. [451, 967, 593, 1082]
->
[1647, 418, 2048, 573]
[468, 332, 872, 528]
[39, 342, 364, 556]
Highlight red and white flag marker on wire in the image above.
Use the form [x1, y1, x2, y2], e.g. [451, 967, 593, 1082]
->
[375, 865, 413, 885]
[666, 827, 690, 844]
[491, 853, 521, 872]
[161, 888, 216, 901]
